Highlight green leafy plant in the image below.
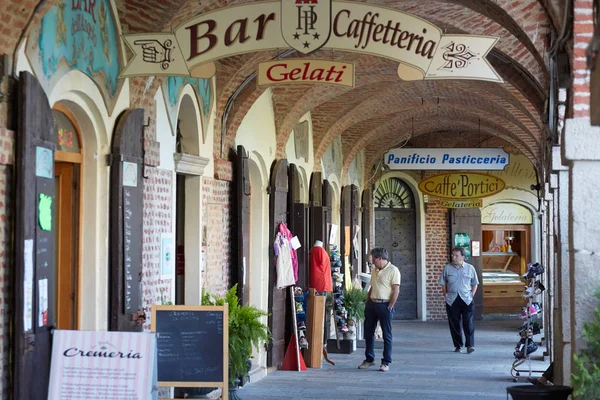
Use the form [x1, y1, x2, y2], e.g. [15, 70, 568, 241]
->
[343, 287, 368, 322]
[202, 284, 271, 386]
[572, 289, 600, 398]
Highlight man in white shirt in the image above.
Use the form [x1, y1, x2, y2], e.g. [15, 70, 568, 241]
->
[357, 248, 401, 372]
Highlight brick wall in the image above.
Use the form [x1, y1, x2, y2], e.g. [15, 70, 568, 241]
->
[424, 199, 450, 321]
[202, 177, 234, 297]
[573, 0, 593, 118]
[141, 168, 173, 331]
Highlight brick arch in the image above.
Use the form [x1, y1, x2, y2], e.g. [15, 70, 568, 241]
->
[362, 130, 539, 177]
[313, 84, 540, 163]
[342, 115, 537, 176]
[342, 108, 539, 173]
[382, 1, 548, 88]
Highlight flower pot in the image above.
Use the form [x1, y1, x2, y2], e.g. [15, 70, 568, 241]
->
[506, 385, 572, 400]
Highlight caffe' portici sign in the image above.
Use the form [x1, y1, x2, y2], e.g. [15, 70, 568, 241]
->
[120, 0, 501, 83]
[418, 173, 505, 200]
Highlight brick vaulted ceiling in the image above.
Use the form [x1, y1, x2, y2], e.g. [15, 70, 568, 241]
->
[115, 0, 560, 175]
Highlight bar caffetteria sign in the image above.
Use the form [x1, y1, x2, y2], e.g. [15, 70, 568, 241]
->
[120, 0, 502, 83]
[419, 173, 505, 200]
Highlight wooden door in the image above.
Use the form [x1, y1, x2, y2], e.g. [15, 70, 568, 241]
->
[350, 184, 359, 281]
[309, 172, 324, 249]
[322, 180, 332, 249]
[268, 159, 288, 368]
[55, 162, 78, 329]
[109, 109, 145, 331]
[375, 209, 417, 319]
[13, 71, 57, 400]
[451, 208, 483, 320]
[236, 145, 250, 305]
[340, 186, 351, 285]
[362, 189, 372, 274]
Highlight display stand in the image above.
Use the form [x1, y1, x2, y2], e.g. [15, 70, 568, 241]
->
[305, 288, 325, 368]
[511, 265, 546, 381]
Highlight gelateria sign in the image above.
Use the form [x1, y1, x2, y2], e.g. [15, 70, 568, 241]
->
[440, 199, 482, 208]
[481, 203, 532, 224]
[418, 173, 505, 200]
[120, 0, 501, 83]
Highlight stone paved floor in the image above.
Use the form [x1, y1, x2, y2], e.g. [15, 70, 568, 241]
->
[236, 317, 551, 400]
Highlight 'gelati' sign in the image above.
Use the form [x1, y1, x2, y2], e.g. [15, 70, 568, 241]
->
[120, 0, 501, 83]
[257, 59, 355, 87]
[385, 148, 509, 170]
[418, 173, 505, 199]
[481, 202, 532, 224]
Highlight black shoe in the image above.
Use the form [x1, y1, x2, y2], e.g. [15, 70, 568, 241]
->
[454, 347, 462, 353]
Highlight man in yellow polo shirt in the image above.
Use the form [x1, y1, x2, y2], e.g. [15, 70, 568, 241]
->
[358, 248, 401, 372]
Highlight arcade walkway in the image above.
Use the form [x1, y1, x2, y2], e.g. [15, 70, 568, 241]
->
[237, 317, 550, 400]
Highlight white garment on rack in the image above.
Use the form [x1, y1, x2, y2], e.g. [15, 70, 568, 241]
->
[275, 233, 295, 288]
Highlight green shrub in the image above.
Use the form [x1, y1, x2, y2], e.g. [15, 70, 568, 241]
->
[572, 289, 600, 398]
[343, 287, 368, 322]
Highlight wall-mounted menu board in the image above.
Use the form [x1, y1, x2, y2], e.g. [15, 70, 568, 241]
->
[151, 305, 228, 398]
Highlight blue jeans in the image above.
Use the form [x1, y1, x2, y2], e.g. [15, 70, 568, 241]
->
[363, 301, 394, 365]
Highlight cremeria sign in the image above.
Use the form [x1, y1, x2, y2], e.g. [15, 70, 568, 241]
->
[120, 0, 501, 83]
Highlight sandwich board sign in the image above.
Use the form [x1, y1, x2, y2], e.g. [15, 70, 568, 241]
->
[48, 330, 158, 399]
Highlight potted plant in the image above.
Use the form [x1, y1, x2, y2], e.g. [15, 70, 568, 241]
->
[342, 287, 368, 340]
[201, 284, 271, 399]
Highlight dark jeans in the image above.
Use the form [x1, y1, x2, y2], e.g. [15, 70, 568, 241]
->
[445, 296, 475, 348]
[363, 301, 394, 365]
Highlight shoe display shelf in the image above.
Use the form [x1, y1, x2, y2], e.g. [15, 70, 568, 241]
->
[294, 287, 309, 350]
[511, 263, 546, 382]
[326, 245, 354, 354]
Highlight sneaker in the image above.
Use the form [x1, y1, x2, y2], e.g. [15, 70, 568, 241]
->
[454, 347, 462, 353]
[379, 364, 390, 372]
[467, 347, 475, 354]
[298, 336, 308, 349]
[357, 360, 375, 369]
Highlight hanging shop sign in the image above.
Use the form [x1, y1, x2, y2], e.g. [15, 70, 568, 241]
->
[257, 59, 355, 87]
[120, 0, 501, 83]
[384, 148, 509, 170]
[481, 202, 532, 224]
[440, 199, 482, 208]
[418, 173, 505, 199]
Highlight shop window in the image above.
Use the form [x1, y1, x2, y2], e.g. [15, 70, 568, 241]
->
[374, 177, 414, 209]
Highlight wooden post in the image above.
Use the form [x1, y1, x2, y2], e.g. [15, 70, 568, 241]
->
[305, 289, 325, 368]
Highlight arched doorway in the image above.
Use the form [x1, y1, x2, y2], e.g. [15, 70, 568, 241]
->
[374, 177, 417, 320]
[52, 107, 83, 330]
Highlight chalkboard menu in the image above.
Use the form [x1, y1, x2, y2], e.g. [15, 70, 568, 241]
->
[151, 305, 229, 392]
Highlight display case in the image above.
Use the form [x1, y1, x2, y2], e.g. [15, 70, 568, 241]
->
[481, 225, 530, 314]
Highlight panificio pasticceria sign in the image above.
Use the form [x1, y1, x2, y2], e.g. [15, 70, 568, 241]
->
[418, 173, 505, 200]
[120, 0, 501, 83]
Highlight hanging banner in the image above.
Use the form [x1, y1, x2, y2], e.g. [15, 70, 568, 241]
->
[384, 148, 509, 170]
[120, 0, 501, 82]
